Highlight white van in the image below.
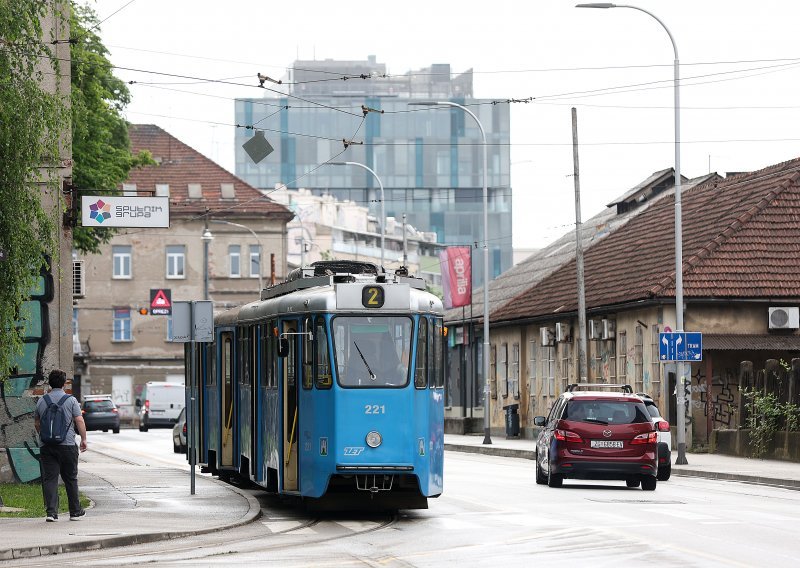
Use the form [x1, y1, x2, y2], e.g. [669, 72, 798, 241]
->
[136, 381, 186, 431]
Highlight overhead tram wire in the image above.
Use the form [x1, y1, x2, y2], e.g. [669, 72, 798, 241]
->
[12, 43, 800, 115]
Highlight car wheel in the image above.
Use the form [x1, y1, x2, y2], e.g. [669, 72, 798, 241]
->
[102, 429, 108, 432]
[626, 478, 640, 488]
[173, 442, 180, 454]
[641, 476, 657, 491]
[139, 419, 148, 432]
[113, 427, 120, 434]
[546, 455, 563, 488]
[535, 451, 547, 485]
[657, 463, 671, 481]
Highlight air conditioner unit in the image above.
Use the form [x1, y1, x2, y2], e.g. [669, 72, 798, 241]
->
[73, 260, 85, 298]
[540, 327, 553, 347]
[555, 322, 571, 343]
[768, 307, 799, 329]
[589, 320, 602, 340]
[602, 318, 616, 339]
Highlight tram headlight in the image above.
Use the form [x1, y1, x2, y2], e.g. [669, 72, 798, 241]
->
[366, 431, 382, 448]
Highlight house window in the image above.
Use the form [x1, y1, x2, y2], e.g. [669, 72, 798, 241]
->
[618, 331, 628, 381]
[113, 308, 131, 342]
[650, 325, 661, 398]
[511, 343, 520, 399]
[220, 183, 236, 199]
[528, 339, 538, 415]
[635, 325, 644, 393]
[155, 184, 170, 197]
[229, 245, 241, 278]
[560, 342, 572, 393]
[187, 184, 202, 199]
[542, 345, 556, 398]
[166, 245, 185, 279]
[490, 344, 497, 399]
[249, 245, 261, 279]
[122, 183, 137, 196]
[112, 245, 132, 279]
[499, 343, 508, 398]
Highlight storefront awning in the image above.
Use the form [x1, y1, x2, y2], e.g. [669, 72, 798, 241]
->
[703, 334, 800, 351]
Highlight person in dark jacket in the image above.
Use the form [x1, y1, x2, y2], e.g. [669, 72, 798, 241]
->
[34, 369, 88, 522]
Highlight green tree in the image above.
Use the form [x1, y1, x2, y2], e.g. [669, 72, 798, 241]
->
[70, 2, 152, 254]
[0, 0, 68, 379]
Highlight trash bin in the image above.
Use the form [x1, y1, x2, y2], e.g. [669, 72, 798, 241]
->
[503, 403, 520, 438]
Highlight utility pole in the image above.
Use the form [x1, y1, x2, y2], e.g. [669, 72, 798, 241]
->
[572, 108, 588, 382]
[402, 213, 408, 266]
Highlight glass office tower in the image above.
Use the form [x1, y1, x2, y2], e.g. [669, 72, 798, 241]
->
[234, 56, 512, 286]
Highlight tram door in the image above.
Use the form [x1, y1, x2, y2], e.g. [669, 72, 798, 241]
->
[220, 332, 234, 467]
[282, 321, 299, 491]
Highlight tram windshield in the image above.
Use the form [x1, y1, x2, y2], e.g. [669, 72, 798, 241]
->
[332, 316, 412, 387]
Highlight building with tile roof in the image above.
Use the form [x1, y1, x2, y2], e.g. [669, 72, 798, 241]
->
[446, 158, 800, 445]
[73, 125, 293, 422]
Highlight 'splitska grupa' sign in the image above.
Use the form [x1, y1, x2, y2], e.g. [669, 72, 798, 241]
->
[81, 196, 170, 228]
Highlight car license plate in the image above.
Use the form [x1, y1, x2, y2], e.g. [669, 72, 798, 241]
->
[591, 440, 623, 448]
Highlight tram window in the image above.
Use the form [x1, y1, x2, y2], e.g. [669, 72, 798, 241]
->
[415, 318, 428, 388]
[239, 326, 252, 386]
[250, 326, 258, 387]
[286, 324, 296, 388]
[267, 320, 278, 389]
[259, 324, 268, 387]
[223, 335, 232, 386]
[333, 316, 412, 388]
[315, 318, 332, 389]
[208, 340, 216, 386]
[302, 317, 313, 389]
[433, 319, 445, 389]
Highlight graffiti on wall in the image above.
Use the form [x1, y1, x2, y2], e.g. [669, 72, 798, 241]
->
[0, 268, 53, 483]
[691, 366, 737, 429]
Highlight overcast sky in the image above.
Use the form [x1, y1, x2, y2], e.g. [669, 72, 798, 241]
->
[97, 0, 800, 250]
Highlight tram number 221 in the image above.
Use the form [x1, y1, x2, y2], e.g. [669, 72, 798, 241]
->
[365, 404, 386, 415]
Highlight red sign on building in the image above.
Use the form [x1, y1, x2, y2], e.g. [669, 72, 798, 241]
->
[149, 288, 172, 315]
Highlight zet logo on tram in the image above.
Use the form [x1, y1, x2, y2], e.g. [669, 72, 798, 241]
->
[343, 447, 365, 456]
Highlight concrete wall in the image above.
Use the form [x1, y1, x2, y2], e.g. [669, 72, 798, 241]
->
[1, 2, 72, 484]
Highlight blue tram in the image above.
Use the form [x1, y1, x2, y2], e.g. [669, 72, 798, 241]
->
[191, 261, 445, 509]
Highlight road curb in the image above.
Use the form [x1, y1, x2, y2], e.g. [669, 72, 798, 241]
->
[445, 443, 535, 461]
[671, 468, 800, 490]
[0, 475, 262, 561]
[445, 444, 800, 491]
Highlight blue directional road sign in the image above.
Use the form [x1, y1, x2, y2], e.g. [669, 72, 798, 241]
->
[659, 332, 703, 362]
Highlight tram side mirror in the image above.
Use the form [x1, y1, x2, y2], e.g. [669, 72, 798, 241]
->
[278, 336, 290, 358]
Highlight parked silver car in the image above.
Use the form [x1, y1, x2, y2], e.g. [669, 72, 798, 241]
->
[637, 393, 672, 480]
[172, 407, 187, 454]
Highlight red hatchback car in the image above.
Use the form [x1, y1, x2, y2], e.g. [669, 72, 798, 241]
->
[534, 384, 658, 490]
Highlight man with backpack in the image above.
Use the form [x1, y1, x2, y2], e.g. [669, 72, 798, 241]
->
[34, 369, 88, 522]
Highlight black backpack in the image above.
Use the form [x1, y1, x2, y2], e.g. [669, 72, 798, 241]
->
[40, 394, 74, 446]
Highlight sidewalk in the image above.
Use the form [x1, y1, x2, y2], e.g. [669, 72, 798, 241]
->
[444, 433, 800, 488]
[0, 450, 261, 561]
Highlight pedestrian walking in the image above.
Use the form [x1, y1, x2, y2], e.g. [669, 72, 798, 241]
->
[34, 369, 88, 522]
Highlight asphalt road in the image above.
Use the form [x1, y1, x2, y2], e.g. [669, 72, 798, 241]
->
[18, 429, 800, 567]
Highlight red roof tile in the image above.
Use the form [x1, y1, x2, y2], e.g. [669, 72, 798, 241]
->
[126, 124, 292, 220]
[493, 157, 800, 322]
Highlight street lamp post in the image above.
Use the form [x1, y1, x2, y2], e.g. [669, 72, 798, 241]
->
[201, 226, 213, 301]
[329, 161, 385, 268]
[577, 2, 687, 464]
[409, 100, 492, 445]
[209, 219, 264, 294]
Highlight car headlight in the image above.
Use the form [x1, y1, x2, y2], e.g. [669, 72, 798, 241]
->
[366, 431, 382, 448]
